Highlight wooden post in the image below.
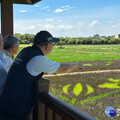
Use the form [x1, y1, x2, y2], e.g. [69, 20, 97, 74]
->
[33, 78, 50, 120]
[1, 0, 13, 37]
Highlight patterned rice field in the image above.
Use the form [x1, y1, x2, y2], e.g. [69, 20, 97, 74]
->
[44, 60, 120, 120]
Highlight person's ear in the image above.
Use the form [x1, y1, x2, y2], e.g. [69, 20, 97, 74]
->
[45, 44, 49, 50]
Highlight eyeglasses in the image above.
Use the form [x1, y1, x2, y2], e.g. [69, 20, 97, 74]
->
[52, 42, 55, 46]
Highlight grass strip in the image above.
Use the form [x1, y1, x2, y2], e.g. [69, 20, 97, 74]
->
[73, 83, 82, 97]
[80, 89, 120, 104]
[84, 64, 92, 66]
[58, 95, 69, 102]
[63, 84, 72, 94]
[69, 98, 77, 106]
[85, 84, 94, 96]
[105, 61, 113, 66]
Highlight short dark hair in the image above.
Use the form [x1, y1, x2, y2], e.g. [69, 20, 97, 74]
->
[3, 35, 19, 49]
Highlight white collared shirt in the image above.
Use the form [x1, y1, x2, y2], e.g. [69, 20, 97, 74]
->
[0, 49, 13, 71]
[26, 55, 60, 76]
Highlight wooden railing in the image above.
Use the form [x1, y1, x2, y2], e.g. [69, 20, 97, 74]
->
[32, 78, 95, 120]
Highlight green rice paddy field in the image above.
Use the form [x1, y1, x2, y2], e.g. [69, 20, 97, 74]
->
[19, 44, 120, 120]
[19, 44, 120, 62]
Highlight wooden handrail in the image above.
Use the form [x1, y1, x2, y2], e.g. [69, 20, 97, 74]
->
[32, 78, 95, 120]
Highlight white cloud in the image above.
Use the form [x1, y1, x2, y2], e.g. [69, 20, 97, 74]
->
[90, 20, 100, 26]
[14, 20, 54, 34]
[46, 19, 55, 22]
[57, 25, 73, 30]
[111, 23, 120, 28]
[19, 10, 27, 13]
[111, 25, 117, 28]
[61, 5, 70, 8]
[55, 8, 64, 13]
[57, 20, 62, 23]
[27, 26, 36, 30]
[54, 5, 73, 13]
[34, 5, 43, 7]
[14, 19, 74, 35]
[78, 22, 85, 26]
[43, 6, 49, 9]
[14, 19, 120, 37]
[42, 24, 55, 29]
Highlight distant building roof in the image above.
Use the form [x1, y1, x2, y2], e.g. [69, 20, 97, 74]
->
[0, 0, 42, 4]
[94, 34, 100, 38]
[115, 34, 120, 38]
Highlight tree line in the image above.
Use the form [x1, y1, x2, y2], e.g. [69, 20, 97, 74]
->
[14, 33, 120, 45]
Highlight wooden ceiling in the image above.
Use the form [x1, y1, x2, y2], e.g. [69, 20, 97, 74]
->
[0, 0, 42, 4]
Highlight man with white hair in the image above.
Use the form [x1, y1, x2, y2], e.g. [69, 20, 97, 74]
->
[0, 35, 19, 70]
[0, 34, 7, 96]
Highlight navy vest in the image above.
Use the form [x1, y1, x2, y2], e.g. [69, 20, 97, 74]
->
[0, 45, 44, 120]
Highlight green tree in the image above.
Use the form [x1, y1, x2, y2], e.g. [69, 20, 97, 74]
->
[22, 34, 34, 44]
[14, 33, 23, 44]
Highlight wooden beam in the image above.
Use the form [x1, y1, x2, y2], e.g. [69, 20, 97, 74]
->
[13, 0, 28, 4]
[26, 0, 32, 4]
[31, 0, 42, 4]
[13, 0, 42, 4]
[1, 0, 13, 37]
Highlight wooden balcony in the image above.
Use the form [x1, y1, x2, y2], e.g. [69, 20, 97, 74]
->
[32, 78, 95, 120]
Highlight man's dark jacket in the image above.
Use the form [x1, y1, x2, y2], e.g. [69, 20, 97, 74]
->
[0, 45, 44, 120]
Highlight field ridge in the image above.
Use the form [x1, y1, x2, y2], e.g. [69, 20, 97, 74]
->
[44, 69, 120, 77]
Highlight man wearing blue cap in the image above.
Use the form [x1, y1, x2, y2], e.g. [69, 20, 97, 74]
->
[0, 31, 83, 120]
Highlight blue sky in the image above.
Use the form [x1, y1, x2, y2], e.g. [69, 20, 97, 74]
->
[13, 0, 120, 37]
